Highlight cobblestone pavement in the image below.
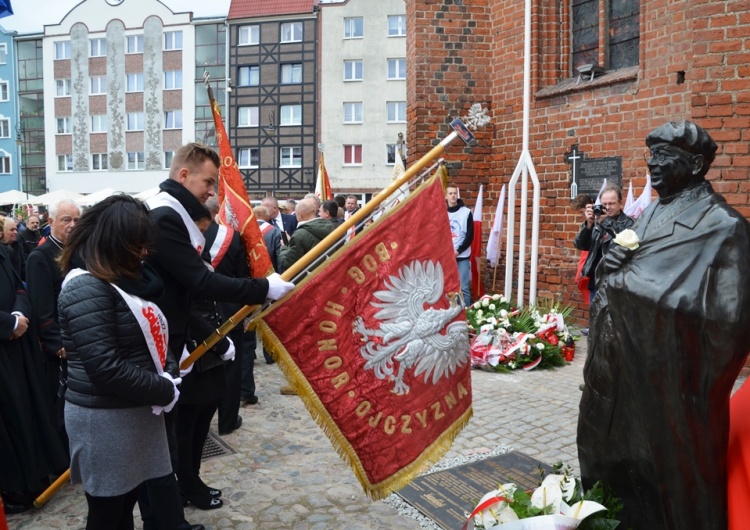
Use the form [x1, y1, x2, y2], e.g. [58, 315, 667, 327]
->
[11, 338, 745, 530]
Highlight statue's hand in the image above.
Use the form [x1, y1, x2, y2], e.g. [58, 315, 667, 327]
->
[600, 244, 632, 275]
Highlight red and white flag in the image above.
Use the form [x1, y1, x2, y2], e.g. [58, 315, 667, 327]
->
[314, 152, 333, 201]
[470, 185, 485, 300]
[256, 175, 472, 499]
[208, 83, 273, 278]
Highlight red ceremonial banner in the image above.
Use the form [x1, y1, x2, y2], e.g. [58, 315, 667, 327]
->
[255, 176, 473, 499]
[208, 84, 273, 278]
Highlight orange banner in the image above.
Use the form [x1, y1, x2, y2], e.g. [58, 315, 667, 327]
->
[256, 176, 472, 498]
[208, 84, 273, 277]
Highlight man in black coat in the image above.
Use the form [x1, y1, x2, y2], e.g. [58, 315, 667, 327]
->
[141, 142, 293, 530]
[202, 196, 247, 434]
[26, 199, 80, 411]
[18, 214, 42, 254]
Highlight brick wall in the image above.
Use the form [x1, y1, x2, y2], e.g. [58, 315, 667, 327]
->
[407, 0, 750, 323]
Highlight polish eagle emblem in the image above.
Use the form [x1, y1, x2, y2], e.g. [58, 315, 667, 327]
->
[353, 260, 469, 395]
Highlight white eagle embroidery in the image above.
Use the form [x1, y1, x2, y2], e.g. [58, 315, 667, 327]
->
[223, 199, 239, 230]
[353, 260, 470, 395]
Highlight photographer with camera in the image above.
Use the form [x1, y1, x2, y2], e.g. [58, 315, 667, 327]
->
[574, 183, 634, 305]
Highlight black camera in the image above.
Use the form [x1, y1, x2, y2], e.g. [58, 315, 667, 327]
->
[592, 204, 607, 216]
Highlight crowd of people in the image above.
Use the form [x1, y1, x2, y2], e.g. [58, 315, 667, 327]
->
[0, 143, 372, 529]
[1, 143, 478, 529]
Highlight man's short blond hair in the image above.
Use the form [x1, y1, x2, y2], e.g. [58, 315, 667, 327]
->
[169, 142, 220, 180]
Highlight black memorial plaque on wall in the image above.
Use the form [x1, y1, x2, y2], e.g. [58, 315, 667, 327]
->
[396, 451, 552, 530]
[575, 156, 622, 197]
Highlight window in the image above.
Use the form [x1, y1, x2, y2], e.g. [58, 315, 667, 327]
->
[387, 101, 406, 122]
[92, 153, 108, 171]
[344, 17, 363, 39]
[344, 60, 363, 81]
[387, 143, 405, 165]
[281, 63, 302, 84]
[280, 147, 302, 167]
[388, 15, 406, 37]
[387, 58, 406, 80]
[90, 38, 106, 57]
[58, 154, 73, 172]
[127, 112, 144, 131]
[126, 73, 143, 92]
[238, 106, 259, 127]
[164, 110, 183, 129]
[164, 151, 174, 168]
[0, 44, 6, 64]
[237, 148, 260, 168]
[56, 117, 72, 134]
[127, 151, 145, 170]
[90, 76, 107, 95]
[91, 114, 107, 132]
[54, 41, 71, 60]
[343, 102, 363, 124]
[126, 35, 144, 54]
[0, 118, 9, 138]
[164, 70, 183, 90]
[238, 65, 259, 86]
[572, 0, 640, 71]
[239, 25, 259, 46]
[164, 31, 183, 50]
[280, 22, 302, 43]
[56, 79, 71, 97]
[344, 145, 363, 165]
[280, 104, 302, 126]
[0, 156, 10, 174]
[0, 81, 8, 102]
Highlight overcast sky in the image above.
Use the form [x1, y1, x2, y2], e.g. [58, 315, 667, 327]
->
[3, 0, 232, 35]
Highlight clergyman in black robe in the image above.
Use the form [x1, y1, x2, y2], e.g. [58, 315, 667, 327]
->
[577, 121, 750, 529]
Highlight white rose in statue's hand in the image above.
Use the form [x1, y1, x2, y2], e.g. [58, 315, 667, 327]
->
[614, 229, 639, 251]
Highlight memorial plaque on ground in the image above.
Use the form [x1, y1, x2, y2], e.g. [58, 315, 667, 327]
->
[575, 156, 622, 197]
[396, 451, 552, 530]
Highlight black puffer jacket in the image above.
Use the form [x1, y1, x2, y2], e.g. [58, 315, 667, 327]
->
[59, 273, 175, 409]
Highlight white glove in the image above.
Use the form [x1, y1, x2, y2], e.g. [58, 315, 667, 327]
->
[179, 347, 194, 378]
[152, 372, 182, 415]
[266, 273, 295, 301]
[220, 337, 236, 362]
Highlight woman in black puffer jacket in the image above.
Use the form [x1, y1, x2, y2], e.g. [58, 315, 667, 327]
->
[58, 195, 180, 530]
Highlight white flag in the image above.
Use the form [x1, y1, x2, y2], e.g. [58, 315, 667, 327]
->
[624, 174, 653, 219]
[624, 181, 635, 213]
[486, 184, 506, 267]
[594, 178, 607, 204]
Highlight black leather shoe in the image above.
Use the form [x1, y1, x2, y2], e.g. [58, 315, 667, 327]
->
[189, 525, 206, 530]
[218, 416, 242, 435]
[182, 489, 223, 510]
[197, 477, 221, 498]
[241, 395, 258, 406]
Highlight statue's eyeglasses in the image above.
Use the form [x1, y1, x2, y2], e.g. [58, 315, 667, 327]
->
[643, 146, 695, 165]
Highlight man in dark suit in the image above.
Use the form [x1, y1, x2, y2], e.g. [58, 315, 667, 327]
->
[261, 196, 297, 244]
[26, 199, 80, 416]
[202, 196, 247, 434]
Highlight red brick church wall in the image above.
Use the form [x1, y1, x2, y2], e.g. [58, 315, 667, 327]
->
[406, 0, 750, 324]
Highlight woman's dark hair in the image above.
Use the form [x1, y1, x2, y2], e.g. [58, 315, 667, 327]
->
[58, 194, 155, 282]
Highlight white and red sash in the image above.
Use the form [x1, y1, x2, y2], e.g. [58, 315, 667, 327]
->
[146, 192, 206, 256]
[259, 220, 274, 236]
[207, 224, 234, 269]
[62, 269, 169, 374]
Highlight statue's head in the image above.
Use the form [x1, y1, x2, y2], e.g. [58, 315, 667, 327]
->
[645, 121, 717, 198]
